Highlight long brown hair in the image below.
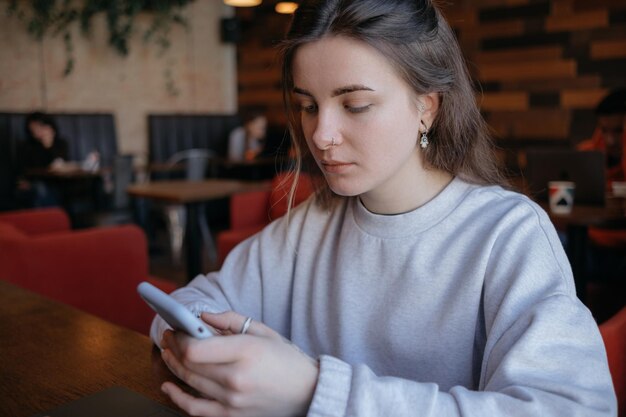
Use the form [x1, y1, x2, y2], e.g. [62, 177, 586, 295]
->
[279, 0, 507, 207]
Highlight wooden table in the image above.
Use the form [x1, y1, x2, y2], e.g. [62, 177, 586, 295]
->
[127, 179, 270, 281]
[24, 167, 108, 227]
[217, 156, 289, 180]
[25, 166, 105, 180]
[542, 199, 626, 302]
[0, 280, 179, 417]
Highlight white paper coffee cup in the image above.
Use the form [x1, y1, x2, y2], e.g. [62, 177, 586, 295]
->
[548, 181, 575, 214]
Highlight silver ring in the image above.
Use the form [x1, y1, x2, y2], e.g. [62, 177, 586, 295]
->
[331, 137, 336, 147]
[240, 317, 252, 335]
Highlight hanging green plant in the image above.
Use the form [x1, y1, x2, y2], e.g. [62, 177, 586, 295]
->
[6, 0, 195, 95]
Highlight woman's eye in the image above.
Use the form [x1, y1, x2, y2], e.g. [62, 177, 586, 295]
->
[346, 104, 371, 114]
[299, 103, 317, 114]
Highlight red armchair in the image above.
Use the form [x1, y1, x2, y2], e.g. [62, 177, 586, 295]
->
[599, 306, 626, 417]
[0, 207, 177, 334]
[216, 172, 314, 265]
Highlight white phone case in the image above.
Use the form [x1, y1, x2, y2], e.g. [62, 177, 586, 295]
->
[137, 281, 213, 339]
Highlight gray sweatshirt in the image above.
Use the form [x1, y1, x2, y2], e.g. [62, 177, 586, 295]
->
[151, 177, 616, 417]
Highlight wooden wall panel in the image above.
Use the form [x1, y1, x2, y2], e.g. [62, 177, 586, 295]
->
[573, 0, 626, 11]
[468, 0, 530, 7]
[238, 48, 280, 68]
[499, 75, 602, 92]
[561, 89, 609, 109]
[473, 45, 562, 64]
[487, 109, 571, 139]
[238, 68, 281, 88]
[238, 89, 283, 107]
[452, 0, 626, 153]
[550, 0, 573, 16]
[443, 10, 477, 28]
[590, 40, 626, 59]
[479, 92, 529, 111]
[461, 21, 526, 42]
[478, 60, 577, 81]
[545, 10, 608, 32]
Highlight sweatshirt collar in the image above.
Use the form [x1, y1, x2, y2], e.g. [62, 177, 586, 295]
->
[351, 177, 473, 238]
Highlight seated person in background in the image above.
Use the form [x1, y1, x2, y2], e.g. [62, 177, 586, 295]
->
[228, 107, 268, 161]
[578, 90, 626, 317]
[577, 88, 626, 184]
[150, 1, 615, 416]
[19, 111, 68, 170]
[17, 111, 69, 207]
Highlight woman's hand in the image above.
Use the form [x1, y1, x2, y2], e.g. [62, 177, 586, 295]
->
[160, 311, 319, 417]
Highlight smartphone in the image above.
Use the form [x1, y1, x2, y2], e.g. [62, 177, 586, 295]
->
[137, 281, 213, 339]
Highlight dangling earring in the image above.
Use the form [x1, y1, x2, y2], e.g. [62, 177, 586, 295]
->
[419, 123, 429, 149]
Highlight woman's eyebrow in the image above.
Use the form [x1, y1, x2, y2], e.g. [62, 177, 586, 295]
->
[293, 87, 313, 96]
[331, 84, 374, 97]
[292, 85, 374, 97]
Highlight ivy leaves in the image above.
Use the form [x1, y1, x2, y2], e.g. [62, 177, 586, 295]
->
[7, 0, 194, 94]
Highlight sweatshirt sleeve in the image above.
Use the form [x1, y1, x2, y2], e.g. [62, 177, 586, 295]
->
[150, 227, 269, 347]
[149, 206, 304, 347]
[306, 201, 616, 417]
[308, 295, 615, 417]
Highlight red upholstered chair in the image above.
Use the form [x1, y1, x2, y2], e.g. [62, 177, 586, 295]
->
[589, 227, 626, 249]
[585, 225, 626, 323]
[599, 306, 626, 417]
[216, 172, 314, 265]
[0, 206, 71, 235]
[0, 207, 177, 334]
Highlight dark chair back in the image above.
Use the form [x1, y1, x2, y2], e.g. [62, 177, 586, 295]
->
[0, 112, 118, 166]
[0, 112, 118, 211]
[148, 114, 240, 163]
[167, 149, 217, 180]
[112, 155, 134, 210]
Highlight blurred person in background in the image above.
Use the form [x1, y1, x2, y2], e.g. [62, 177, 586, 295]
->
[577, 88, 626, 185]
[17, 111, 68, 207]
[228, 107, 269, 161]
[578, 90, 626, 320]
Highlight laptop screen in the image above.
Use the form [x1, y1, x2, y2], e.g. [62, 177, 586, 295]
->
[524, 149, 606, 206]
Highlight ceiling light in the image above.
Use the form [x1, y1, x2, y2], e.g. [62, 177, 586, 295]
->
[275, 2, 298, 14]
[224, 0, 262, 7]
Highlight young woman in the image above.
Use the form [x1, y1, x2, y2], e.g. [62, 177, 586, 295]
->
[228, 107, 269, 161]
[17, 111, 69, 207]
[151, 1, 616, 416]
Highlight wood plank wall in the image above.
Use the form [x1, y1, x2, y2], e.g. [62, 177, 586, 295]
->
[235, 0, 626, 169]
[235, 9, 291, 126]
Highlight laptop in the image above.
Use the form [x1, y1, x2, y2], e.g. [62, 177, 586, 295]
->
[31, 386, 184, 417]
[524, 149, 606, 206]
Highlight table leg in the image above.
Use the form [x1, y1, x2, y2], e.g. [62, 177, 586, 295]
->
[185, 202, 203, 282]
[566, 224, 589, 304]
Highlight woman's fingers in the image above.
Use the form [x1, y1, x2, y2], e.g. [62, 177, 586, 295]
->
[162, 348, 259, 410]
[161, 327, 265, 391]
[161, 330, 182, 357]
[162, 381, 228, 417]
[162, 311, 286, 371]
[201, 311, 276, 339]
[162, 348, 231, 404]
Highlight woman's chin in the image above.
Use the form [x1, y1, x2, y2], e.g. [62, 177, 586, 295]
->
[326, 180, 363, 198]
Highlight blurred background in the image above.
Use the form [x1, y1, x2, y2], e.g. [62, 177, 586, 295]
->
[0, 0, 624, 315]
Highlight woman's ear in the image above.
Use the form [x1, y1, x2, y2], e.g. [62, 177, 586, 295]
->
[416, 92, 440, 128]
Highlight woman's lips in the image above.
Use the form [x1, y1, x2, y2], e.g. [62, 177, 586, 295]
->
[321, 160, 353, 174]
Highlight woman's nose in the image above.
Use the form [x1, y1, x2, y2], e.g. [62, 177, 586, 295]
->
[310, 110, 338, 150]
